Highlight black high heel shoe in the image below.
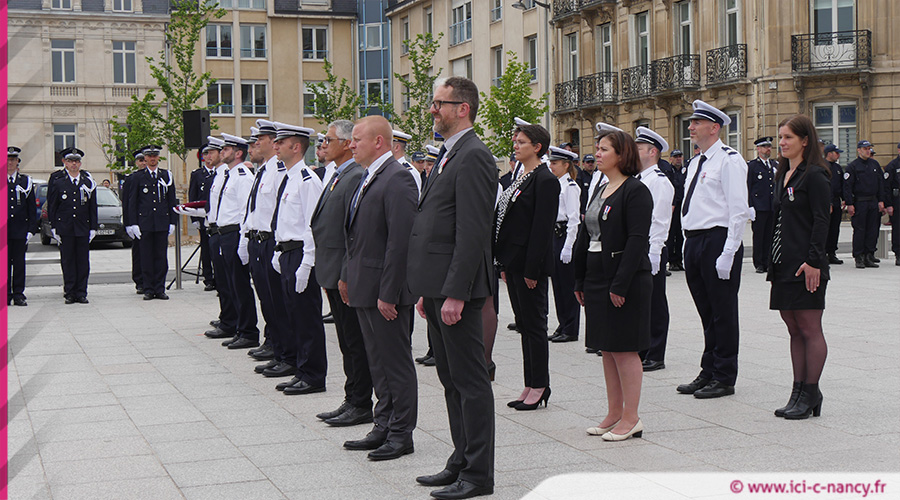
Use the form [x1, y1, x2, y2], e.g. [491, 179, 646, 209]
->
[487, 361, 496, 382]
[775, 381, 803, 417]
[784, 383, 822, 420]
[514, 387, 551, 411]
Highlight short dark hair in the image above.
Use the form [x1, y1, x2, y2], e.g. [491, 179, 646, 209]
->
[515, 124, 550, 158]
[285, 136, 310, 156]
[599, 131, 641, 176]
[443, 76, 479, 122]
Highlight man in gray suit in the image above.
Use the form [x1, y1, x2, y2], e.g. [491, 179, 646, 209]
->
[408, 77, 496, 499]
[341, 116, 419, 461]
[310, 120, 373, 427]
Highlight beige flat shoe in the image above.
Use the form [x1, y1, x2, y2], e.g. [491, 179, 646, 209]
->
[586, 420, 619, 436]
[601, 419, 643, 441]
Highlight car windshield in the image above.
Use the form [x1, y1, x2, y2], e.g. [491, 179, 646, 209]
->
[96, 187, 121, 207]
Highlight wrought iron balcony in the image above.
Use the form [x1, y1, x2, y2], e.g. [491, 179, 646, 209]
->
[579, 72, 618, 107]
[651, 54, 701, 93]
[621, 65, 651, 100]
[552, 0, 580, 22]
[706, 44, 747, 86]
[791, 30, 871, 74]
[555, 79, 579, 113]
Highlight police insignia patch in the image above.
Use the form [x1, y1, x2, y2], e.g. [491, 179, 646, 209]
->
[844, 172, 850, 179]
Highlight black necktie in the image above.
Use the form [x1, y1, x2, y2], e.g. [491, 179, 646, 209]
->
[247, 164, 266, 215]
[348, 169, 369, 226]
[215, 170, 230, 223]
[270, 175, 290, 233]
[682, 155, 707, 216]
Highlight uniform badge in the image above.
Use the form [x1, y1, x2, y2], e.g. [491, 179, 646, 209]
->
[602, 205, 611, 221]
[844, 172, 850, 179]
[787, 187, 795, 202]
[885, 172, 891, 179]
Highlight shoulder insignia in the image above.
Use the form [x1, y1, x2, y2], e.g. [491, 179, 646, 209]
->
[238, 168, 247, 176]
[727, 151, 739, 155]
[844, 172, 850, 179]
[657, 172, 667, 177]
[300, 169, 311, 180]
[567, 178, 577, 186]
[277, 161, 286, 172]
[885, 171, 891, 179]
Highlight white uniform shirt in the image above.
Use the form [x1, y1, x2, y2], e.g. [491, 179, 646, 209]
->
[211, 163, 255, 226]
[557, 175, 581, 250]
[205, 164, 228, 224]
[321, 161, 336, 186]
[638, 165, 676, 258]
[243, 155, 287, 232]
[681, 139, 752, 255]
[274, 160, 323, 269]
[586, 169, 609, 204]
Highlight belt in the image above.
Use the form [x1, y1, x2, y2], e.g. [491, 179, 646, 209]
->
[854, 195, 876, 202]
[217, 224, 240, 235]
[207, 222, 218, 235]
[684, 226, 726, 238]
[246, 230, 273, 242]
[274, 240, 304, 252]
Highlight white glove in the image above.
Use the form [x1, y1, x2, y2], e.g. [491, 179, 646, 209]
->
[191, 221, 200, 229]
[649, 252, 661, 276]
[125, 226, 134, 239]
[560, 246, 573, 264]
[26, 232, 33, 241]
[749, 206, 757, 222]
[295, 264, 311, 294]
[715, 252, 735, 280]
[238, 236, 250, 266]
[52, 229, 61, 243]
[128, 225, 142, 240]
[168, 224, 175, 236]
[271, 250, 282, 274]
[89, 230, 96, 242]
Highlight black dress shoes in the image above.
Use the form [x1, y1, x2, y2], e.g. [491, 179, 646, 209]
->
[317, 400, 351, 420]
[276, 376, 301, 391]
[550, 334, 578, 343]
[155, 292, 169, 300]
[430, 479, 493, 499]
[325, 406, 373, 427]
[209, 319, 221, 328]
[367, 440, 413, 461]
[255, 359, 278, 374]
[13, 297, 27, 306]
[143, 293, 155, 300]
[204, 327, 233, 339]
[506, 322, 517, 331]
[343, 431, 386, 450]
[828, 254, 843, 265]
[283, 380, 325, 395]
[136, 288, 144, 295]
[64, 296, 75, 304]
[263, 361, 295, 378]
[204, 283, 216, 291]
[222, 335, 239, 347]
[677, 375, 712, 394]
[421, 355, 436, 366]
[755, 266, 766, 274]
[668, 262, 684, 271]
[75, 296, 89, 304]
[249, 345, 274, 360]
[547, 331, 562, 341]
[642, 359, 665, 372]
[323, 312, 335, 324]
[227, 338, 260, 350]
[585, 347, 599, 354]
[416, 469, 459, 487]
[415, 351, 434, 364]
[693, 380, 735, 399]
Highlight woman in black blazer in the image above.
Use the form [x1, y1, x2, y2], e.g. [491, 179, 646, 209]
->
[573, 130, 653, 441]
[767, 115, 831, 420]
[494, 124, 560, 411]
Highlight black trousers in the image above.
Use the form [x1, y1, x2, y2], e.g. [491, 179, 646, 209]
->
[139, 230, 168, 295]
[666, 209, 684, 266]
[130, 236, 143, 289]
[199, 224, 215, 286]
[59, 235, 90, 299]
[825, 200, 842, 255]
[218, 231, 258, 341]
[278, 248, 326, 385]
[8, 238, 27, 299]
[249, 237, 288, 356]
[326, 288, 373, 409]
[851, 200, 880, 256]
[751, 210, 773, 270]
[423, 296, 494, 488]
[641, 250, 669, 362]
[209, 233, 238, 336]
[891, 196, 900, 254]
[550, 232, 580, 337]
[357, 305, 417, 442]
[684, 227, 743, 386]
[504, 270, 550, 388]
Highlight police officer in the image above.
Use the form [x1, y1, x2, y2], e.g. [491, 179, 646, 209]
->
[546, 146, 582, 344]
[7, 146, 36, 306]
[189, 143, 219, 290]
[843, 140, 887, 268]
[314, 133, 335, 182]
[885, 143, 900, 266]
[410, 151, 428, 188]
[823, 144, 845, 264]
[747, 137, 778, 273]
[577, 154, 595, 214]
[677, 100, 753, 399]
[391, 129, 421, 196]
[46, 147, 98, 304]
[122, 149, 147, 294]
[126, 145, 176, 300]
[666, 149, 686, 271]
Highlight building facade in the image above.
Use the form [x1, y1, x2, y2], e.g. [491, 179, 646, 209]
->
[550, 0, 900, 165]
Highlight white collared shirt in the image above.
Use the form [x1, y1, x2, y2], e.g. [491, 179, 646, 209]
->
[362, 151, 394, 189]
[442, 127, 473, 154]
[681, 139, 752, 255]
[556, 175, 581, 250]
[639, 164, 676, 257]
[321, 161, 336, 185]
[211, 163, 255, 226]
[587, 169, 609, 204]
[244, 155, 286, 232]
[275, 160, 323, 268]
[206, 164, 228, 223]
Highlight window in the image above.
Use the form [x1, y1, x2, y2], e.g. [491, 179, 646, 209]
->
[424, 8, 433, 35]
[452, 56, 472, 79]
[679, 115, 692, 155]
[597, 23, 613, 73]
[563, 32, 578, 80]
[402, 83, 410, 112]
[208, 81, 234, 115]
[207, 24, 233, 58]
[51, 40, 75, 83]
[814, 102, 857, 161]
[112, 41, 136, 84]
[359, 24, 383, 51]
[526, 36, 538, 81]
[723, 0, 740, 46]
[813, 0, 854, 35]
[113, 0, 132, 12]
[364, 79, 388, 104]
[634, 11, 650, 66]
[241, 82, 267, 115]
[726, 110, 741, 151]
[237, 0, 265, 8]
[491, 0, 502, 22]
[240, 25, 266, 58]
[51, 0, 71, 9]
[450, 2, 472, 46]
[53, 124, 76, 166]
[675, 1, 692, 55]
[303, 27, 327, 60]
[303, 82, 323, 117]
[520, 0, 536, 9]
[401, 17, 409, 55]
[634, 120, 650, 136]
[492, 46, 503, 87]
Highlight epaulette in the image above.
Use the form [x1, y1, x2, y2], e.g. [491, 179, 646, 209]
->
[654, 168, 665, 176]
[567, 178, 577, 186]
[300, 169, 311, 180]
[277, 161, 286, 172]
[238, 167, 248, 176]
[721, 146, 739, 156]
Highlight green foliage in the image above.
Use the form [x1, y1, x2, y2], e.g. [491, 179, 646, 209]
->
[391, 32, 443, 152]
[474, 51, 549, 158]
[306, 59, 366, 127]
[103, 91, 166, 173]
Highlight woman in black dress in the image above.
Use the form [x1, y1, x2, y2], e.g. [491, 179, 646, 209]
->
[573, 131, 653, 441]
[768, 115, 831, 419]
[494, 124, 560, 411]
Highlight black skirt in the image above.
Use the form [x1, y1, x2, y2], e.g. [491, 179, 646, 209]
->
[770, 279, 827, 310]
[583, 253, 651, 352]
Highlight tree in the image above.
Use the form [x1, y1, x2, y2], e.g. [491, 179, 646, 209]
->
[391, 32, 443, 152]
[146, 0, 225, 166]
[305, 59, 365, 127]
[475, 51, 549, 158]
[102, 91, 166, 173]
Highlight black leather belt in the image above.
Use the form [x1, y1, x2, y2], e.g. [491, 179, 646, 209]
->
[274, 240, 304, 252]
[217, 224, 240, 235]
[684, 226, 726, 238]
[246, 230, 273, 242]
[854, 195, 876, 202]
[207, 223, 218, 235]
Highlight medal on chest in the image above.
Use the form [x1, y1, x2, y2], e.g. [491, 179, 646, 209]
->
[602, 205, 611, 221]
[438, 157, 449, 175]
[787, 187, 795, 202]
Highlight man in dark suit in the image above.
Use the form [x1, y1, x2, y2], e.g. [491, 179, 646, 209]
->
[408, 77, 495, 500]
[310, 119, 373, 427]
[7, 146, 36, 306]
[886, 143, 900, 266]
[823, 144, 845, 264]
[121, 150, 146, 294]
[189, 146, 218, 290]
[666, 149, 686, 271]
[125, 145, 177, 300]
[342, 116, 418, 462]
[47, 147, 98, 304]
[747, 137, 778, 273]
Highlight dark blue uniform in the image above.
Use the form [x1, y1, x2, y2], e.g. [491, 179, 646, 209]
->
[576, 167, 593, 214]
[885, 156, 900, 258]
[189, 165, 217, 287]
[665, 161, 686, 268]
[826, 161, 845, 257]
[843, 157, 886, 258]
[121, 170, 143, 292]
[8, 172, 37, 303]
[126, 168, 177, 296]
[47, 170, 98, 301]
[747, 157, 777, 271]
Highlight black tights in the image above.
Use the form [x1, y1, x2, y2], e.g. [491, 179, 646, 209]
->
[780, 309, 828, 384]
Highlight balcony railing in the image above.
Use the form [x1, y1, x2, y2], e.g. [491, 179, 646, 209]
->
[552, 0, 580, 21]
[555, 79, 579, 112]
[579, 72, 618, 106]
[50, 85, 79, 97]
[791, 30, 871, 74]
[652, 54, 701, 93]
[706, 44, 747, 86]
[621, 65, 651, 100]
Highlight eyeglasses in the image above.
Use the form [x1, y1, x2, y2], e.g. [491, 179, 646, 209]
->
[323, 136, 344, 145]
[429, 100, 464, 110]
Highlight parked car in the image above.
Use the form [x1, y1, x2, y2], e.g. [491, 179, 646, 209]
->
[33, 180, 48, 225]
[41, 186, 132, 248]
